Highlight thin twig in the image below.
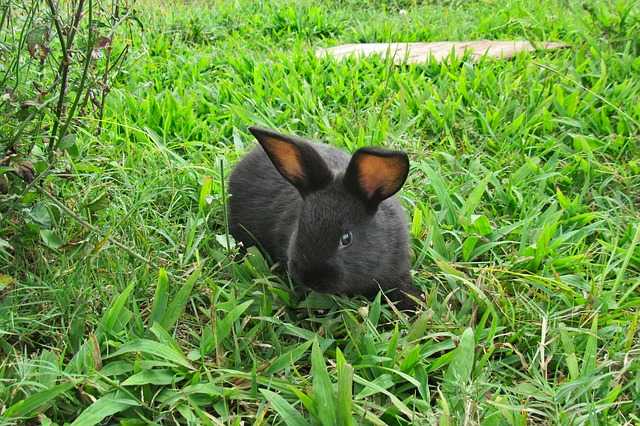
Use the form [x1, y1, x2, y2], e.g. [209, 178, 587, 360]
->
[0, 3, 9, 34]
[0, 0, 37, 90]
[44, 0, 66, 53]
[47, 0, 87, 161]
[64, 0, 87, 53]
[96, 42, 129, 134]
[38, 186, 164, 273]
[58, 0, 94, 145]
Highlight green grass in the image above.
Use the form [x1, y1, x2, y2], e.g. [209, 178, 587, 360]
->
[2, 0, 640, 424]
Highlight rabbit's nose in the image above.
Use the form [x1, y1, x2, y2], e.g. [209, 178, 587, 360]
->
[288, 256, 339, 289]
[298, 264, 339, 290]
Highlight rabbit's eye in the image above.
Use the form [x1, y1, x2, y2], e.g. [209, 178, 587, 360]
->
[339, 231, 353, 248]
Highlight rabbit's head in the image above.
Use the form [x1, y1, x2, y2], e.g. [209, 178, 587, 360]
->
[249, 126, 415, 303]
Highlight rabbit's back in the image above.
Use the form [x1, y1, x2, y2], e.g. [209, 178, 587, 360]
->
[228, 143, 349, 263]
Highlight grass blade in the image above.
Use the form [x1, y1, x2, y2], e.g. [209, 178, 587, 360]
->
[260, 389, 307, 426]
[97, 282, 135, 337]
[582, 314, 598, 376]
[108, 339, 193, 370]
[3, 382, 74, 419]
[266, 339, 313, 375]
[336, 348, 354, 426]
[353, 374, 413, 418]
[311, 339, 336, 426]
[70, 394, 139, 426]
[216, 300, 253, 343]
[443, 327, 475, 409]
[559, 326, 580, 381]
[420, 162, 457, 225]
[149, 268, 169, 326]
[121, 369, 182, 386]
[461, 173, 491, 219]
[161, 267, 200, 332]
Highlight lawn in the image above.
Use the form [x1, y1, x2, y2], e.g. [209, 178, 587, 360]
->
[1, 0, 640, 424]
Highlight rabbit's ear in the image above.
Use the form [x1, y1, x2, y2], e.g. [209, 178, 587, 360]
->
[344, 147, 409, 207]
[249, 126, 333, 195]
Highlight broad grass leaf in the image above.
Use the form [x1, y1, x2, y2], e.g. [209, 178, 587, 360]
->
[559, 326, 580, 380]
[199, 323, 214, 356]
[406, 310, 431, 342]
[266, 339, 313, 375]
[353, 374, 413, 418]
[38, 350, 60, 389]
[443, 327, 475, 408]
[376, 366, 423, 394]
[445, 328, 475, 383]
[287, 386, 316, 416]
[158, 383, 224, 406]
[149, 322, 184, 354]
[98, 282, 135, 337]
[471, 214, 493, 236]
[216, 300, 253, 343]
[3, 382, 74, 419]
[462, 173, 490, 219]
[427, 209, 448, 259]
[420, 162, 457, 225]
[109, 339, 193, 370]
[435, 259, 467, 279]
[368, 292, 382, 327]
[161, 268, 200, 332]
[438, 390, 453, 426]
[355, 374, 394, 399]
[399, 345, 422, 372]
[462, 236, 479, 261]
[66, 283, 134, 374]
[149, 268, 169, 327]
[410, 204, 423, 238]
[198, 175, 213, 213]
[70, 394, 139, 426]
[311, 339, 336, 426]
[122, 369, 183, 386]
[58, 133, 76, 150]
[336, 348, 354, 426]
[260, 389, 307, 426]
[385, 325, 399, 366]
[100, 361, 133, 377]
[582, 314, 598, 375]
[64, 338, 100, 375]
[59, 134, 79, 157]
[176, 404, 198, 423]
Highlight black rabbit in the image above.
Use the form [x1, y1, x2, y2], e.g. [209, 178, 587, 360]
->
[228, 126, 420, 310]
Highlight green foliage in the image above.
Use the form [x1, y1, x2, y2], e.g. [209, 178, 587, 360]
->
[1, 0, 640, 424]
[0, 0, 137, 257]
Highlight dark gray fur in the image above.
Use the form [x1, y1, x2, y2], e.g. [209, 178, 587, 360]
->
[228, 127, 419, 309]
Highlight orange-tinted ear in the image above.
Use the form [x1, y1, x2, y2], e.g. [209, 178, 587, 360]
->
[249, 126, 333, 196]
[344, 147, 409, 207]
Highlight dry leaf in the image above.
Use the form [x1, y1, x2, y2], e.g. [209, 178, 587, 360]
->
[15, 161, 35, 183]
[91, 36, 112, 59]
[316, 40, 567, 64]
[26, 27, 50, 63]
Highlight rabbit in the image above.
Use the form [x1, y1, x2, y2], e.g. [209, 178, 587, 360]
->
[228, 126, 420, 311]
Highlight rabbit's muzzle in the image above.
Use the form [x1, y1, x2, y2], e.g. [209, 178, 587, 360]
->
[288, 259, 341, 292]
